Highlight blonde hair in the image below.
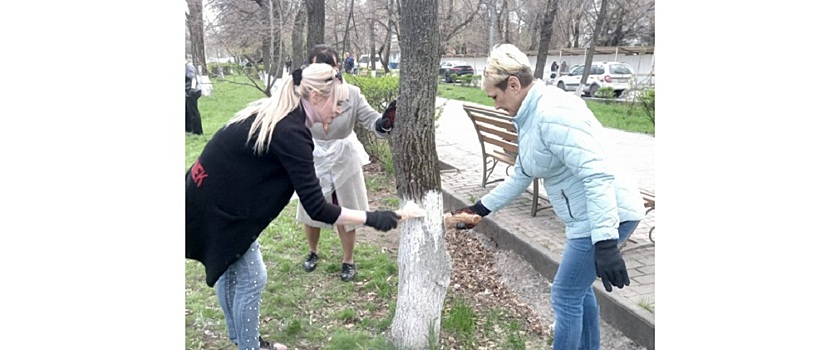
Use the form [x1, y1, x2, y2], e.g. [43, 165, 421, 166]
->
[482, 43, 535, 89]
[228, 63, 347, 155]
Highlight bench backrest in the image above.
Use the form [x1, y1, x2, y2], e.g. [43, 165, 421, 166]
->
[462, 103, 519, 159]
[640, 189, 655, 208]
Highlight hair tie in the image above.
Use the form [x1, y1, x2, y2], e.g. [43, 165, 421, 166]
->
[291, 69, 303, 86]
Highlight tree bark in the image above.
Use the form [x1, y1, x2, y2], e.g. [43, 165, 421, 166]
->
[292, 5, 306, 71]
[186, 0, 207, 73]
[305, 0, 324, 53]
[390, 0, 449, 349]
[576, 0, 608, 97]
[533, 0, 558, 79]
[343, 0, 356, 55]
[368, 16, 377, 71]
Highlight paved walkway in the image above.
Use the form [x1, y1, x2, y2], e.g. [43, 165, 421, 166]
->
[434, 97, 656, 349]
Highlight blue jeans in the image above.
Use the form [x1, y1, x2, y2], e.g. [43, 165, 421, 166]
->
[216, 241, 268, 350]
[550, 221, 640, 350]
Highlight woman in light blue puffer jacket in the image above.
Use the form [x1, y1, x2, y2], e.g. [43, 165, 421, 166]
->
[450, 44, 644, 350]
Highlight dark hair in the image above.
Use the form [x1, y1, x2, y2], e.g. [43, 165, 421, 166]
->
[307, 44, 339, 67]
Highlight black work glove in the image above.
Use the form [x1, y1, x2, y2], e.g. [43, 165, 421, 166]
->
[594, 239, 630, 292]
[365, 210, 401, 232]
[374, 99, 397, 133]
[450, 200, 491, 229]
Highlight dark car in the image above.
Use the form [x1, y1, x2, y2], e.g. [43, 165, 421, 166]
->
[439, 60, 466, 76]
[443, 64, 474, 83]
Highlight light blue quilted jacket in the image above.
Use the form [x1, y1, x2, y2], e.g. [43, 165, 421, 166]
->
[480, 81, 645, 244]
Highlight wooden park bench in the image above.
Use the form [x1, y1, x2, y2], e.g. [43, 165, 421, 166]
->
[620, 189, 655, 253]
[462, 103, 550, 217]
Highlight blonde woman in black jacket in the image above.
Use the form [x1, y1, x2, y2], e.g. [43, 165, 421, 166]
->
[186, 63, 400, 350]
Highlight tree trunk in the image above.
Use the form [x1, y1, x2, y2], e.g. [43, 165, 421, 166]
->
[292, 6, 306, 72]
[343, 0, 356, 55]
[390, 0, 449, 349]
[500, 0, 510, 43]
[571, 10, 582, 48]
[306, 0, 324, 53]
[533, 0, 558, 79]
[185, 0, 207, 73]
[368, 17, 377, 72]
[576, 0, 608, 97]
[381, 0, 394, 74]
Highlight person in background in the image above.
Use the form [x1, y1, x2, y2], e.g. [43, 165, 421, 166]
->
[447, 44, 644, 350]
[550, 60, 559, 79]
[284, 56, 292, 73]
[186, 59, 203, 135]
[342, 52, 355, 75]
[295, 44, 397, 282]
[186, 63, 400, 350]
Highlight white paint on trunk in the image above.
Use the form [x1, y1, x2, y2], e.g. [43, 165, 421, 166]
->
[390, 190, 451, 349]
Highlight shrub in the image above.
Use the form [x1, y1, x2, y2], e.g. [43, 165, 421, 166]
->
[595, 86, 616, 99]
[637, 88, 655, 125]
[343, 74, 399, 169]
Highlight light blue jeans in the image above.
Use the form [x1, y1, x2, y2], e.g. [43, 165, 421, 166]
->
[216, 241, 268, 350]
[551, 221, 640, 350]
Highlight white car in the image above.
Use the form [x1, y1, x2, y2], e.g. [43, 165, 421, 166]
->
[358, 54, 382, 69]
[553, 61, 633, 97]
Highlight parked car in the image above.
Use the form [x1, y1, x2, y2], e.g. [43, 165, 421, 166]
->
[358, 54, 382, 69]
[439, 61, 468, 76]
[442, 63, 475, 83]
[552, 61, 633, 97]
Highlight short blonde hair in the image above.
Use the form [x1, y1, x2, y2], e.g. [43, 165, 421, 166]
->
[228, 63, 347, 155]
[482, 43, 535, 89]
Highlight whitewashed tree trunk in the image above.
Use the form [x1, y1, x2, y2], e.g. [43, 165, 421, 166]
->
[390, 192, 450, 349]
[389, 0, 446, 348]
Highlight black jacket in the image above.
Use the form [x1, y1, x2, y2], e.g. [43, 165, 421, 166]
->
[186, 106, 341, 287]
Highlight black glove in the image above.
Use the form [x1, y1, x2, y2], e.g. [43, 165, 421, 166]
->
[365, 210, 401, 232]
[374, 99, 397, 133]
[594, 239, 630, 292]
[450, 200, 491, 229]
[453, 200, 491, 216]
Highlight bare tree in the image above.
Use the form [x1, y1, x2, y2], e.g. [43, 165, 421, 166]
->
[389, 0, 449, 348]
[533, 0, 558, 79]
[202, 0, 304, 95]
[343, 0, 356, 55]
[306, 0, 324, 52]
[292, 5, 306, 70]
[186, 0, 208, 71]
[439, 0, 486, 51]
[594, 0, 654, 46]
[575, 0, 608, 96]
[368, 16, 377, 71]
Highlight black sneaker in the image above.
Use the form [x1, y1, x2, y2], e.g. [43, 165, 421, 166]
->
[258, 336, 287, 350]
[259, 336, 273, 350]
[340, 263, 357, 282]
[303, 252, 319, 272]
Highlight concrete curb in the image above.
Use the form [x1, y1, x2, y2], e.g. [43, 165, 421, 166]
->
[440, 162, 655, 350]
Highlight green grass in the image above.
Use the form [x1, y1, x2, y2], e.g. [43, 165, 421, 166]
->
[186, 74, 551, 349]
[437, 84, 494, 106]
[585, 100, 654, 135]
[186, 75, 266, 169]
[436, 83, 655, 135]
[443, 300, 476, 347]
[638, 297, 654, 313]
